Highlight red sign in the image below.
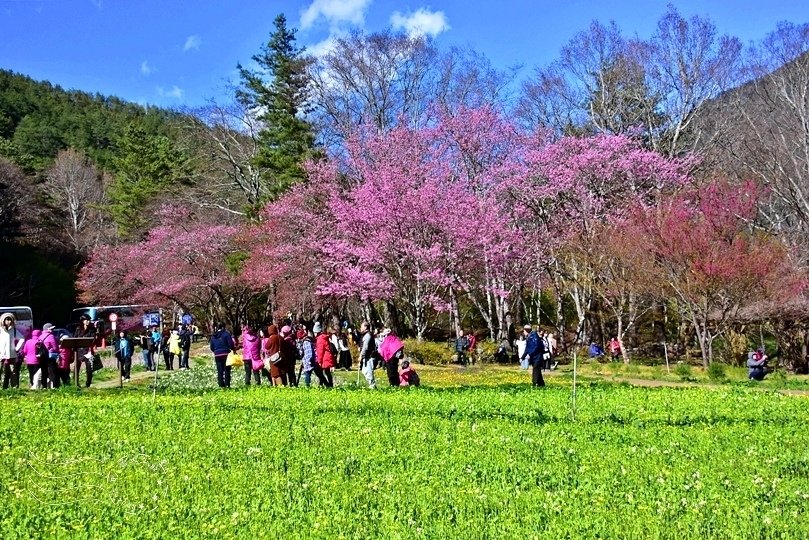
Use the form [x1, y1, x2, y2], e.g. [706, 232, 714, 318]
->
[108, 313, 118, 322]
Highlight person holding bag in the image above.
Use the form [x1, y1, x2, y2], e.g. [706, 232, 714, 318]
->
[209, 322, 235, 388]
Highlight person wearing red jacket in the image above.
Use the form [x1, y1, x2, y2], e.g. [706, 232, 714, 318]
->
[313, 322, 335, 388]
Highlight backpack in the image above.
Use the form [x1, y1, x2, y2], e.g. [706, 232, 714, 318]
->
[180, 333, 191, 349]
[35, 340, 49, 363]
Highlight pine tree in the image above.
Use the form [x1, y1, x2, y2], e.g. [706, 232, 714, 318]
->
[237, 14, 315, 203]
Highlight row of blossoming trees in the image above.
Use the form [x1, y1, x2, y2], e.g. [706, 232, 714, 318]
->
[78, 107, 804, 367]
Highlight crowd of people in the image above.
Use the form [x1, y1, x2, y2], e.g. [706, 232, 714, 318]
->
[2, 308, 777, 390]
[206, 319, 419, 390]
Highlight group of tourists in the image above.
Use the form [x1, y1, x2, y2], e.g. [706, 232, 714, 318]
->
[0, 312, 73, 389]
[208, 319, 419, 390]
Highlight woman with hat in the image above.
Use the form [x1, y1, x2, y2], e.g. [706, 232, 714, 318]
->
[1, 313, 24, 389]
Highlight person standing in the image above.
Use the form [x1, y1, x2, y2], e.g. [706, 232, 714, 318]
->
[114, 330, 133, 382]
[516, 326, 529, 370]
[149, 326, 161, 367]
[296, 328, 317, 387]
[72, 314, 96, 388]
[608, 337, 621, 361]
[455, 329, 470, 366]
[41, 323, 59, 388]
[264, 324, 283, 386]
[359, 321, 376, 389]
[279, 325, 299, 387]
[138, 330, 154, 371]
[521, 325, 546, 387]
[179, 324, 193, 370]
[168, 329, 181, 370]
[22, 329, 42, 389]
[313, 323, 335, 387]
[56, 336, 71, 387]
[160, 329, 172, 370]
[467, 330, 478, 365]
[241, 324, 262, 385]
[336, 330, 352, 370]
[209, 322, 235, 388]
[1, 313, 25, 389]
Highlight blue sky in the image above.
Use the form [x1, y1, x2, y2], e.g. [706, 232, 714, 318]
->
[1, 0, 807, 108]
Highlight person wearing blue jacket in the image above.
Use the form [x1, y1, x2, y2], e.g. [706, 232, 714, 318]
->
[520, 326, 546, 387]
[209, 322, 236, 388]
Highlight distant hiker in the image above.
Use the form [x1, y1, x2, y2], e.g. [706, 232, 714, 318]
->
[379, 328, 405, 387]
[72, 314, 96, 388]
[209, 322, 235, 388]
[399, 360, 420, 387]
[114, 330, 133, 382]
[455, 329, 470, 366]
[160, 329, 172, 370]
[359, 321, 376, 389]
[138, 330, 154, 371]
[521, 325, 546, 387]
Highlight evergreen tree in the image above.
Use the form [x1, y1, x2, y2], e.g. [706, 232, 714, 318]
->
[108, 123, 190, 238]
[237, 14, 316, 203]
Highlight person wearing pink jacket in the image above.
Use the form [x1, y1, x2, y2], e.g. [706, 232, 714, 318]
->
[379, 330, 405, 387]
[240, 324, 263, 385]
[21, 329, 42, 389]
[41, 323, 59, 389]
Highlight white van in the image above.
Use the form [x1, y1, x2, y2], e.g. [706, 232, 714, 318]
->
[0, 306, 34, 337]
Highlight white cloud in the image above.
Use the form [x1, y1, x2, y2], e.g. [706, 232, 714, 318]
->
[156, 86, 184, 100]
[140, 60, 153, 76]
[390, 8, 450, 38]
[183, 35, 201, 51]
[307, 36, 338, 58]
[300, 0, 371, 30]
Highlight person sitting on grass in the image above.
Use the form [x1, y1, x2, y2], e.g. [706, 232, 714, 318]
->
[399, 360, 420, 387]
[589, 342, 605, 358]
[747, 348, 770, 381]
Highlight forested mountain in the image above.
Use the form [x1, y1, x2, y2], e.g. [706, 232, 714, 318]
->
[0, 69, 191, 325]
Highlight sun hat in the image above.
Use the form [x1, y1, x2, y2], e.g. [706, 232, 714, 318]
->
[281, 325, 292, 336]
[43, 323, 55, 332]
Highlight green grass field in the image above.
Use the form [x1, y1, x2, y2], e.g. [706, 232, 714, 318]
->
[1, 363, 808, 539]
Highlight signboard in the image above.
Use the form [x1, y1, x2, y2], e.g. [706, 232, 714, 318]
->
[108, 313, 118, 322]
[143, 313, 161, 328]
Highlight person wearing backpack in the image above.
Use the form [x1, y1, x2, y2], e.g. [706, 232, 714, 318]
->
[313, 322, 335, 388]
[520, 325, 546, 387]
[41, 324, 59, 388]
[138, 331, 154, 371]
[114, 330, 134, 382]
[22, 329, 44, 389]
[72, 314, 97, 388]
[179, 324, 193, 370]
[1, 313, 25, 389]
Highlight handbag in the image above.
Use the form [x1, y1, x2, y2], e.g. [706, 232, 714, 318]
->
[263, 352, 281, 371]
[90, 354, 104, 372]
[226, 352, 244, 367]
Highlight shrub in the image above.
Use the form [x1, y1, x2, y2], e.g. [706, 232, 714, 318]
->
[707, 362, 727, 381]
[675, 363, 694, 381]
[404, 339, 455, 365]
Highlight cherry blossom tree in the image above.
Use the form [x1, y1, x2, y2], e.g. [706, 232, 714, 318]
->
[637, 180, 803, 366]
